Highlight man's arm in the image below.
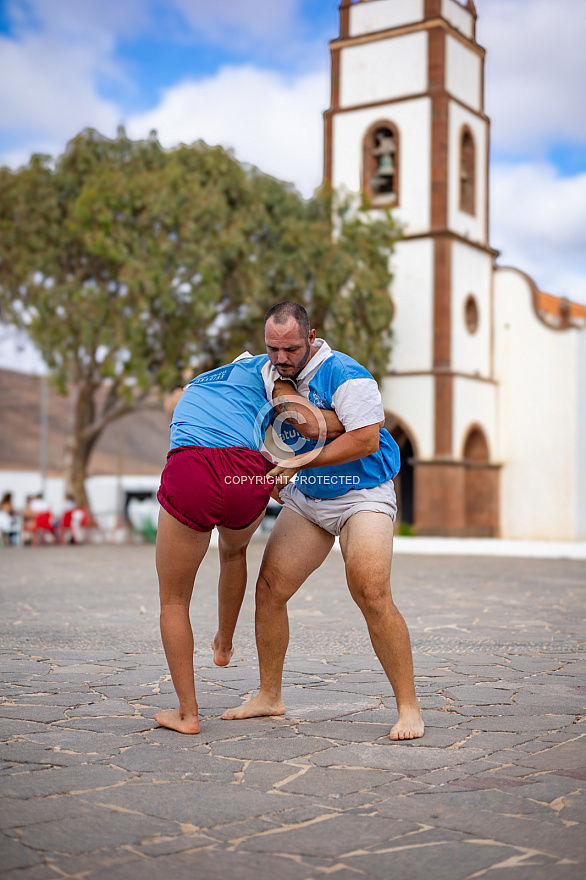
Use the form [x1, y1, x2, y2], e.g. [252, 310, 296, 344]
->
[268, 422, 379, 482]
[272, 379, 344, 441]
[163, 387, 185, 419]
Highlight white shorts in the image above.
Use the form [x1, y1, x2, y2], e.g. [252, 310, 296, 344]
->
[280, 479, 397, 537]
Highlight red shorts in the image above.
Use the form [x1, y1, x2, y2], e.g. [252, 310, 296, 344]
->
[157, 445, 274, 532]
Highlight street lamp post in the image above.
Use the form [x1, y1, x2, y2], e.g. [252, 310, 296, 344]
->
[40, 373, 48, 496]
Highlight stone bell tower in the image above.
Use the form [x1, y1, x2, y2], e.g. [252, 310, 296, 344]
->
[324, 0, 500, 536]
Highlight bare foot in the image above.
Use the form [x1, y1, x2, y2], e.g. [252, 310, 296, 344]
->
[222, 693, 285, 720]
[211, 637, 234, 667]
[390, 706, 424, 741]
[154, 707, 200, 734]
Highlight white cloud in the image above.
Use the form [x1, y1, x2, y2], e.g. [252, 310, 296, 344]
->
[491, 161, 586, 302]
[478, 0, 586, 154]
[0, 34, 120, 144]
[7, 0, 148, 43]
[0, 0, 135, 161]
[0, 0, 323, 170]
[7, 0, 305, 53]
[126, 65, 329, 197]
[168, 0, 303, 51]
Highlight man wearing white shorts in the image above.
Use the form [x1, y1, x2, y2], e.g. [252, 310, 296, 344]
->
[224, 302, 424, 741]
[280, 479, 398, 538]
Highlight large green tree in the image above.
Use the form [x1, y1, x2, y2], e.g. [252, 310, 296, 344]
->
[0, 128, 398, 506]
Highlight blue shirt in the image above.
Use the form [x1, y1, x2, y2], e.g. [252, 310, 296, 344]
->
[170, 355, 272, 451]
[270, 341, 400, 499]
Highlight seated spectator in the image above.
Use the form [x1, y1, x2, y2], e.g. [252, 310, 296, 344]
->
[0, 492, 20, 547]
[22, 495, 36, 545]
[29, 493, 50, 516]
[26, 494, 56, 545]
[55, 494, 76, 543]
[71, 505, 93, 544]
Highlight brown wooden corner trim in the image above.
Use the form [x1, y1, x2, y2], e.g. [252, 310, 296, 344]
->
[387, 369, 497, 386]
[428, 21, 446, 94]
[430, 94, 449, 230]
[411, 457, 501, 469]
[434, 372, 453, 455]
[330, 17, 485, 56]
[411, 456, 461, 467]
[327, 90, 489, 122]
[331, 92, 430, 117]
[424, 0, 442, 19]
[403, 229, 499, 257]
[330, 46, 340, 110]
[484, 117, 490, 240]
[339, 0, 351, 39]
[323, 112, 333, 185]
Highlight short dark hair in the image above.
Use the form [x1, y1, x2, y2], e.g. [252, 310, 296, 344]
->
[264, 301, 310, 336]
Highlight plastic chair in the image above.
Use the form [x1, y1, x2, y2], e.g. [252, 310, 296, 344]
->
[71, 508, 103, 544]
[58, 509, 74, 544]
[32, 512, 56, 545]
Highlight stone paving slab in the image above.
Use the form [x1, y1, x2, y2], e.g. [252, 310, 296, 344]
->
[345, 839, 557, 880]
[235, 813, 421, 856]
[16, 806, 182, 855]
[1, 544, 585, 879]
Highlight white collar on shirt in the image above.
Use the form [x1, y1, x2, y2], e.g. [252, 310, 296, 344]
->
[294, 338, 332, 395]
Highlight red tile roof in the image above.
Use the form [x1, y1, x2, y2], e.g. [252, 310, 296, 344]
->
[536, 291, 586, 322]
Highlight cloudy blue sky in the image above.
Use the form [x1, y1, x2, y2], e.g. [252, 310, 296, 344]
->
[1, 0, 585, 306]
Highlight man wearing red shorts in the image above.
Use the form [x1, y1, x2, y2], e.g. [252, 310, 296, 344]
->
[155, 353, 343, 734]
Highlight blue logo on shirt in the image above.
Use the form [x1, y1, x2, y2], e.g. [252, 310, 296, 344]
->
[191, 364, 236, 385]
[309, 391, 326, 409]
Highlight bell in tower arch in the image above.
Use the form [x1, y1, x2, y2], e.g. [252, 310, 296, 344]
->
[371, 128, 397, 198]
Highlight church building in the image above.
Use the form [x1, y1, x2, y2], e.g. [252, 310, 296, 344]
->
[325, 0, 586, 540]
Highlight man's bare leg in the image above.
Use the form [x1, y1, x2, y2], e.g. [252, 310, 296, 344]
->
[155, 508, 211, 734]
[222, 507, 334, 719]
[212, 513, 265, 666]
[339, 511, 424, 741]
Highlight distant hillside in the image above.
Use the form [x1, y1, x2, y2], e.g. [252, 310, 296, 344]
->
[0, 369, 170, 476]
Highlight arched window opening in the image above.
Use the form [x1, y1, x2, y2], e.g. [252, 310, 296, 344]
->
[463, 426, 489, 463]
[363, 122, 399, 205]
[459, 127, 476, 215]
[385, 414, 415, 526]
[463, 425, 498, 537]
[464, 294, 479, 334]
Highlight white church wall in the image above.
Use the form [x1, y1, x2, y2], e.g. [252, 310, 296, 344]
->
[442, 0, 474, 40]
[494, 268, 579, 540]
[381, 374, 435, 460]
[453, 377, 497, 461]
[350, 0, 424, 37]
[445, 35, 481, 112]
[340, 32, 428, 108]
[388, 238, 434, 372]
[451, 242, 492, 377]
[332, 97, 431, 233]
[448, 102, 487, 243]
[576, 328, 586, 539]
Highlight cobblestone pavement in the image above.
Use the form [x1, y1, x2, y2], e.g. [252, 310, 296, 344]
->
[1, 543, 585, 880]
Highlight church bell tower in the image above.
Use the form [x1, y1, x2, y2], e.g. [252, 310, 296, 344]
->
[325, 0, 500, 536]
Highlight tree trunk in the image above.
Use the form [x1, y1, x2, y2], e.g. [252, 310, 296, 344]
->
[63, 384, 99, 509]
[62, 380, 159, 510]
